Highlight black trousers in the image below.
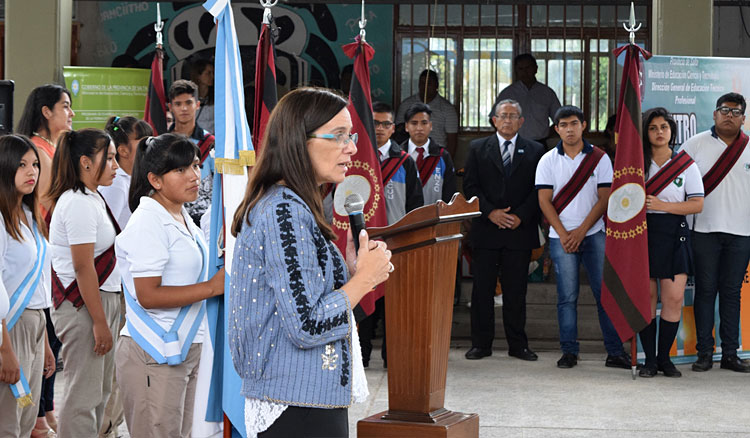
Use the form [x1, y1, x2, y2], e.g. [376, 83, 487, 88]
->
[470, 247, 532, 351]
[358, 297, 386, 362]
[258, 406, 348, 438]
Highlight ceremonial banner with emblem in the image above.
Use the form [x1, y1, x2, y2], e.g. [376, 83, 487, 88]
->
[333, 37, 387, 321]
[601, 43, 652, 342]
[251, 11, 277, 154]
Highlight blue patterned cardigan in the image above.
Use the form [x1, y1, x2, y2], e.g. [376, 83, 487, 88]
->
[229, 185, 354, 408]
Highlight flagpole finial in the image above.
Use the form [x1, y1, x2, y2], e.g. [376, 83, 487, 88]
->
[154, 3, 164, 48]
[623, 2, 641, 45]
[260, 0, 277, 25]
[359, 0, 367, 41]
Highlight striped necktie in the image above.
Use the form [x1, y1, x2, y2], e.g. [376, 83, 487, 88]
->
[502, 140, 512, 172]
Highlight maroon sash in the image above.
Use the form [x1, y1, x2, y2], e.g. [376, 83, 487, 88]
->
[380, 151, 410, 185]
[701, 131, 749, 197]
[50, 194, 122, 309]
[198, 132, 215, 165]
[552, 146, 605, 214]
[645, 150, 695, 197]
[418, 147, 444, 187]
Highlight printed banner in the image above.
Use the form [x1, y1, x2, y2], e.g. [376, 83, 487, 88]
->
[638, 55, 750, 363]
[63, 66, 150, 130]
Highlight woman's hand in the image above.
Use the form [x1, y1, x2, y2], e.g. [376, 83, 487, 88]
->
[345, 229, 381, 276]
[43, 334, 55, 378]
[92, 321, 113, 356]
[0, 344, 20, 384]
[209, 267, 226, 296]
[350, 230, 392, 291]
[646, 195, 669, 212]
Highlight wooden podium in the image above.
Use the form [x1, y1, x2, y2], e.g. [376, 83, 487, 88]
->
[357, 194, 481, 438]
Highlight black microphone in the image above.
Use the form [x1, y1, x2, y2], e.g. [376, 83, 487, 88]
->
[344, 193, 366, 252]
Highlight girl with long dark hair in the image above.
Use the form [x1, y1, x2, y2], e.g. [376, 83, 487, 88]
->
[0, 135, 55, 437]
[48, 129, 120, 437]
[639, 107, 704, 378]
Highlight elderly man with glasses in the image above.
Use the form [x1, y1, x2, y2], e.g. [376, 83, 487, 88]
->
[462, 99, 545, 361]
[680, 92, 750, 373]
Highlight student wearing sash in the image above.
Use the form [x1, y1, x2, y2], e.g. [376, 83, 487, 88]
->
[100, 116, 154, 229]
[0, 135, 56, 438]
[680, 92, 750, 373]
[639, 108, 704, 378]
[401, 102, 457, 205]
[536, 106, 630, 370]
[167, 80, 215, 226]
[229, 88, 392, 437]
[463, 99, 545, 362]
[114, 134, 224, 437]
[357, 102, 423, 369]
[17, 84, 74, 437]
[47, 129, 121, 438]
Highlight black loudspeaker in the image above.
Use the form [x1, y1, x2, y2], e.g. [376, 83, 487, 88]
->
[0, 80, 14, 135]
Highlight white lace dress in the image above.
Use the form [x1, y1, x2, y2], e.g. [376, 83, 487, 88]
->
[244, 311, 369, 437]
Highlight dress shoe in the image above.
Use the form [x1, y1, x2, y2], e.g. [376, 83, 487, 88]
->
[639, 362, 658, 377]
[720, 355, 750, 373]
[557, 353, 578, 368]
[509, 348, 538, 361]
[465, 347, 492, 360]
[658, 360, 682, 377]
[605, 353, 632, 369]
[691, 354, 713, 372]
[362, 360, 369, 368]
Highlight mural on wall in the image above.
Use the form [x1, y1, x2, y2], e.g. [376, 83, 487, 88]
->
[83, 2, 394, 104]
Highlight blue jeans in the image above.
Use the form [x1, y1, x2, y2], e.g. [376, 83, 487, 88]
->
[691, 231, 750, 357]
[549, 231, 624, 356]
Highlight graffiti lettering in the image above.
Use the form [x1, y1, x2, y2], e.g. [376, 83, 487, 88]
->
[100, 2, 150, 22]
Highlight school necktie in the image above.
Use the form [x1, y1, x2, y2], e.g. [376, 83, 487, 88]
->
[416, 146, 425, 169]
[502, 140, 512, 173]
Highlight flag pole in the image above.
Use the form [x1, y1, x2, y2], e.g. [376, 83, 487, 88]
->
[623, 2, 641, 382]
[154, 3, 164, 49]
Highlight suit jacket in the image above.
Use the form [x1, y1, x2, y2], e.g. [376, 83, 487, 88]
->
[463, 134, 544, 250]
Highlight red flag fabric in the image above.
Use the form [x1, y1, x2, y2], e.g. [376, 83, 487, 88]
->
[334, 38, 388, 322]
[144, 48, 168, 135]
[601, 44, 653, 342]
[252, 21, 277, 153]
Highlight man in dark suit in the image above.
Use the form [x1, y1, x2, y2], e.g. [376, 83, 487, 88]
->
[463, 99, 545, 361]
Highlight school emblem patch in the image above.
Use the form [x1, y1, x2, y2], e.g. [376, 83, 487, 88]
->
[673, 176, 683, 187]
[745, 163, 750, 172]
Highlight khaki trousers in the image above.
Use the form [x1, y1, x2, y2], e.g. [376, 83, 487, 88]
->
[99, 293, 126, 438]
[116, 336, 201, 438]
[52, 292, 121, 438]
[0, 308, 45, 438]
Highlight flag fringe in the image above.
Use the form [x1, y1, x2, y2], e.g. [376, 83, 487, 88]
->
[215, 151, 256, 175]
[16, 393, 34, 408]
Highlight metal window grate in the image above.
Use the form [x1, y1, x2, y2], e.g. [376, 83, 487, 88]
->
[395, 2, 650, 132]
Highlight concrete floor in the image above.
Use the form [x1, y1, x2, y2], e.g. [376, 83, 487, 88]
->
[349, 345, 750, 437]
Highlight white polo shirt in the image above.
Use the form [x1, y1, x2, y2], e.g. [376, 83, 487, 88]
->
[0, 206, 51, 310]
[535, 141, 613, 238]
[99, 167, 132, 229]
[681, 128, 750, 235]
[646, 159, 704, 214]
[116, 197, 206, 343]
[49, 188, 120, 292]
[396, 94, 458, 147]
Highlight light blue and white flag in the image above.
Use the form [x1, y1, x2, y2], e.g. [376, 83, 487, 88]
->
[199, 1, 255, 437]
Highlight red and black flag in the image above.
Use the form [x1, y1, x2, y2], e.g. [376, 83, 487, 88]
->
[601, 43, 653, 342]
[144, 48, 168, 135]
[334, 37, 387, 321]
[251, 17, 277, 154]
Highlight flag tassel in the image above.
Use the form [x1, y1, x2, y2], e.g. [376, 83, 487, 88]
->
[16, 393, 34, 408]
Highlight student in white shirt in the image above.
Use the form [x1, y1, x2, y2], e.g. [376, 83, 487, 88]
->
[47, 129, 121, 438]
[115, 134, 224, 438]
[639, 108, 704, 378]
[0, 135, 55, 438]
[100, 116, 154, 229]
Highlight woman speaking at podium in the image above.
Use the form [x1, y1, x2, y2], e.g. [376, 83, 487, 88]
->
[229, 87, 392, 437]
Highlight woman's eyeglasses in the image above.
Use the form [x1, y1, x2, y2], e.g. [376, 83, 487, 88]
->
[308, 132, 358, 146]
